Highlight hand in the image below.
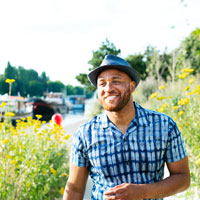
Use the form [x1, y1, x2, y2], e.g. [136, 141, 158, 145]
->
[103, 183, 143, 200]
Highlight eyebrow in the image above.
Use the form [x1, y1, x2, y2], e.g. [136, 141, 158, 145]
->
[98, 75, 122, 81]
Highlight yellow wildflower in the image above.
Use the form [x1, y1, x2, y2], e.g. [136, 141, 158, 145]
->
[2, 139, 10, 144]
[178, 111, 184, 116]
[0, 102, 7, 108]
[61, 173, 68, 177]
[172, 105, 178, 110]
[6, 154, 12, 159]
[149, 92, 158, 99]
[196, 159, 200, 166]
[156, 96, 166, 100]
[42, 170, 47, 175]
[181, 68, 194, 73]
[4, 112, 15, 117]
[177, 73, 189, 79]
[50, 168, 57, 175]
[188, 77, 195, 84]
[5, 79, 15, 84]
[159, 84, 167, 90]
[178, 98, 190, 106]
[162, 103, 168, 108]
[35, 114, 42, 119]
[57, 153, 62, 156]
[195, 85, 200, 95]
[10, 160, 17, 165]
[59, 187, 65, 195]
[158, 107, 164, 113]
[184, 86, 190, 91]
[64, 134, 70, 140]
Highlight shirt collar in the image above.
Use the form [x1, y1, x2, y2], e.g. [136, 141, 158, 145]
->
[100, 102, 150, 129]
[134, 102, 150, 126]
[101, 111, 110, 129]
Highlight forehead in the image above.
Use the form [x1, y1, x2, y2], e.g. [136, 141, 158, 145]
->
[97, 68, 131, 81]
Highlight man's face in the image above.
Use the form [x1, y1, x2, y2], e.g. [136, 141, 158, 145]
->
[97, 69, 135, 112]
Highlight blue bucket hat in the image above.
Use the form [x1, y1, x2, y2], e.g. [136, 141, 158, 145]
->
[88, 54, 140, 87]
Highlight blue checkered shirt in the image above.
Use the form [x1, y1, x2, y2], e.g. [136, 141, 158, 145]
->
[70, 102, 187, 200]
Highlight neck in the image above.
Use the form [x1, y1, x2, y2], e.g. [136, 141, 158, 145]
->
[106, 100, 135, 134]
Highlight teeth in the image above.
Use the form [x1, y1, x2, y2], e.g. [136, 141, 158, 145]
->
[106, 96, 117, 101]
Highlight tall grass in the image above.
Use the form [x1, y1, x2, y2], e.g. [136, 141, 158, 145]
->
[134, 70, 200, 198]
[0, 113, 70, 199]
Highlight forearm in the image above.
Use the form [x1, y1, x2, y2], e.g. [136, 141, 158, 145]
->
[104, 174, 190, 200]
[62, 182, 85, 200]
[142, 173, 190, 199]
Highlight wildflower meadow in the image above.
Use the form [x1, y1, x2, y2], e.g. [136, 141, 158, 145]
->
[0, 79, 71, 199]
[135, 68, 200, 198]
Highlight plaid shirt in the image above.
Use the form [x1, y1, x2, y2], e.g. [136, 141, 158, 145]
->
[71, 102, 187, 200]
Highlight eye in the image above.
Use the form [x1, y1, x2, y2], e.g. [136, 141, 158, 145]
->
[98, 81, 106, 87]
[113, 80, 120, 84]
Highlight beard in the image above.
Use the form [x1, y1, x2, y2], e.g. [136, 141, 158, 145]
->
[98, 87, 132, 112]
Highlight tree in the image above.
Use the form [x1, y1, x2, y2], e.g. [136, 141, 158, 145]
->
[76, 39, 121, 92]
[0, 75, 8, 95]
[179, 28, 200, 74]
[144, 46, 171, 82]
[47, 81, 65, 93]
[125, 54, 148, 80]
[28, 81, 44, 97]
[88, 39, 121, 70]
[40, 72, 49, 92]
[4, 62, 17, 79]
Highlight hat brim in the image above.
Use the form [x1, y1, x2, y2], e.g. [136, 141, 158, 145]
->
[88, 65, 140, 88]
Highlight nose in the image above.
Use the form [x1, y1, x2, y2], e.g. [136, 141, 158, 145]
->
[104, 82, 113, 92]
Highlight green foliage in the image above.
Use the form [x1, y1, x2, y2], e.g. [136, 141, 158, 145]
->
[47, 81, 65, 93]
[0, 63, 87, 98]
[133, 76, 158, 104]
[179, 28, 200, 74]
[88, 39, 121, 71]
[135, 71, 200, 198]
[75, 73, 94, 92]
[29, 80, 45, 96]
[125, 54, 148, 80]
[76, 39, 121, 91]
[0, 114, 70, 199]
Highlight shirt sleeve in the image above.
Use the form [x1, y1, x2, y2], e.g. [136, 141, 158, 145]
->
[165, 119, 187, 163]
[70, 128, 90, 167]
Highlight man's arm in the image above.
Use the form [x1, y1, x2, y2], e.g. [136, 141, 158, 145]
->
[104, 157, 190, 200]
[63, 163, 89, 200]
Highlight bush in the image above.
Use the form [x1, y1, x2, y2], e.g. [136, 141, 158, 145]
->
[135, 69, 200, 198]
[0, 114, 70, 200]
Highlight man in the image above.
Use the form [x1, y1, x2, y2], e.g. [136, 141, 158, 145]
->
[63, 55, 190, 200]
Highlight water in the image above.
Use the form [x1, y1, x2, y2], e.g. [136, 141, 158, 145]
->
[63, 109, 85, 125]
[62, 98, 95, 134]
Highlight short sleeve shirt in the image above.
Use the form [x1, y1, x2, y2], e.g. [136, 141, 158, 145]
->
[70, 102, 187, 200]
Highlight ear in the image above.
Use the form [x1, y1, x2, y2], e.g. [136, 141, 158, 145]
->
[130, 81, 136, 93]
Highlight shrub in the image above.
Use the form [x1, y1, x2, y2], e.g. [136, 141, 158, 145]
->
[0, 114, 70, 200]
[136, 69, 200, 198]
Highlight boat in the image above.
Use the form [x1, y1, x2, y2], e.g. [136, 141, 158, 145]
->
[66, 95, 86, 111]
[0, 94, 33, 125]
[30, 92, 72, 122]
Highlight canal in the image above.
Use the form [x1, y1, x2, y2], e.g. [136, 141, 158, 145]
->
[62, 99, 94, 200]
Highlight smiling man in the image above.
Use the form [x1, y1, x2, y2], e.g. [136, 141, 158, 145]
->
[63, 55, 190, 200]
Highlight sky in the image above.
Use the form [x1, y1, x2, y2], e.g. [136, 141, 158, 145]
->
[0, 0, 199, 86]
